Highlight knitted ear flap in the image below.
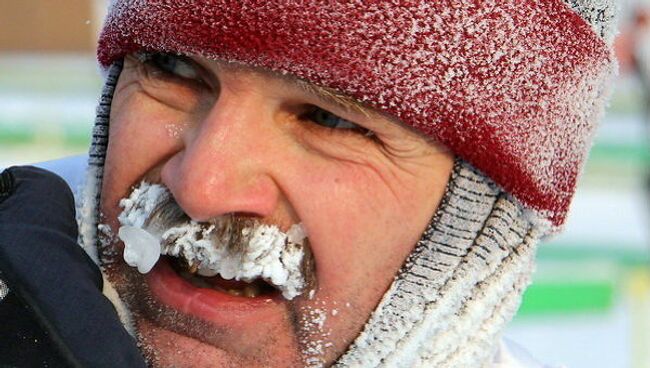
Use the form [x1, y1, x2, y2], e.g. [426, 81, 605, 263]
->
[564, 0, 619, 45]
[335, 159, 542, 368]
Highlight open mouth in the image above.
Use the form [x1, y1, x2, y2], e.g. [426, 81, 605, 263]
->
[167, 254, 279, 299]
[142, 253, 288, 330]
[109, 182, 327, 365]
[117, 180, 315, 301]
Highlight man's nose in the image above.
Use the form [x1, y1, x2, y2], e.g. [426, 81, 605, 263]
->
[160, 92, 282, 221]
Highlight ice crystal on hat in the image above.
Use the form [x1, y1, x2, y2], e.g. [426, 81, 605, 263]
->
[565, 0, 619, 45]
[98, 0, 616, 228]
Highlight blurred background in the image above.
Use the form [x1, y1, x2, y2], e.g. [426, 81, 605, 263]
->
[0, 1, 649, 367]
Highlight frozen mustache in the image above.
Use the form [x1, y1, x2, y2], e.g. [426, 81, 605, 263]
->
[116, 181, 315, 300]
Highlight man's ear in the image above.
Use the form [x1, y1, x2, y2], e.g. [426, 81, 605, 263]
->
[563, 0, 619, 45]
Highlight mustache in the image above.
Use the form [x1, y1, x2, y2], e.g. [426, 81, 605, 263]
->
[141, 191, 317, 293]
[144, 194, 256, 254]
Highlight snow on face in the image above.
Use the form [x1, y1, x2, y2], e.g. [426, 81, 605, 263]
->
[116, 181, 311, 300]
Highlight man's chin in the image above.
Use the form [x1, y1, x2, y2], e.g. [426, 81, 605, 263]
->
[137, 319, 239, 368]
[137, 319, 305, 368]
[105, 258, 303, 367]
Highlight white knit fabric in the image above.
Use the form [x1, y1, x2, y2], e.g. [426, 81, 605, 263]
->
[78, 61, 122, 265]
[334, 161, 545, 368]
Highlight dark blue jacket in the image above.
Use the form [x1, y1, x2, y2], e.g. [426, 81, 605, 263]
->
[0, 166, 146, 367]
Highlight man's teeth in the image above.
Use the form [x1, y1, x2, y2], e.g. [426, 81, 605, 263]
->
[227, 285, 263, 298]
[187, 262, 199, 274]
[242, 285, 261, 298]
[197, 266, 218, 277]
[177, 258, 268, 298]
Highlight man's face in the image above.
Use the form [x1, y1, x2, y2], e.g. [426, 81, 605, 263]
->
[100, 53, 453, 367]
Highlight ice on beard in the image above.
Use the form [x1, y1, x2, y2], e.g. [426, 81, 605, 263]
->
[118, 225, 161, 274]
[116, 180, 310, 300]
[162, 222, 307, 300]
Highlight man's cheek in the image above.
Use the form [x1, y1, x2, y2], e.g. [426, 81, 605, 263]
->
[105, 116, 185, 181]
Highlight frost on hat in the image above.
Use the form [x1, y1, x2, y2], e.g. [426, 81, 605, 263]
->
[97, 0, 615, 228]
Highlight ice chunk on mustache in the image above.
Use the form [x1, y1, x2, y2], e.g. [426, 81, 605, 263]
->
[116, 182, 168, 273]
[119, 225, 160, 274]
[116, 181, 309, 300]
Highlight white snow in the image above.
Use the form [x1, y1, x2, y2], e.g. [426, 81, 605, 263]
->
[117, 181, 168, 229]
[118, 225, 161, 274]
[300, 305, 333, 368]
[117, 181, 310, 300]
[160, 221, 308, 300]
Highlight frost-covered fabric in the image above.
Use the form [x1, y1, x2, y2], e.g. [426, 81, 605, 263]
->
[565, 0, 619, 45]
[334, 160, 544, 368]
[0, 278, 8, 301]
[79, 61, 123, 264]
[97, 0, 615, 227]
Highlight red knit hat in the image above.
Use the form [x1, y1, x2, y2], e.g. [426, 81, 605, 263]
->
[97, 0, 614, 228]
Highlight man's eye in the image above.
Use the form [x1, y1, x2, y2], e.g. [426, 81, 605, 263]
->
[303, 107, 374, 137]
[136, 52, 203, 84]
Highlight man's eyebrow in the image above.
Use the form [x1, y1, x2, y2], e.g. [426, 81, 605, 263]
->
[292, 79, 372, 117]
[215, 59, 372, 116]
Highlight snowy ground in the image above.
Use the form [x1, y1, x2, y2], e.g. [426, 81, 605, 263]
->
[1, 54, 649, 368]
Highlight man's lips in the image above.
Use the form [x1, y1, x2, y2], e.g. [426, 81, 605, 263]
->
[146, 257, 286, 326]
[127, 256, 304, 366]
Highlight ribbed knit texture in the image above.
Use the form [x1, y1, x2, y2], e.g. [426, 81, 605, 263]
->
[334, 160, 543, 367]
[78, 61, 123, 264]
[565, 0, 618, 45]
